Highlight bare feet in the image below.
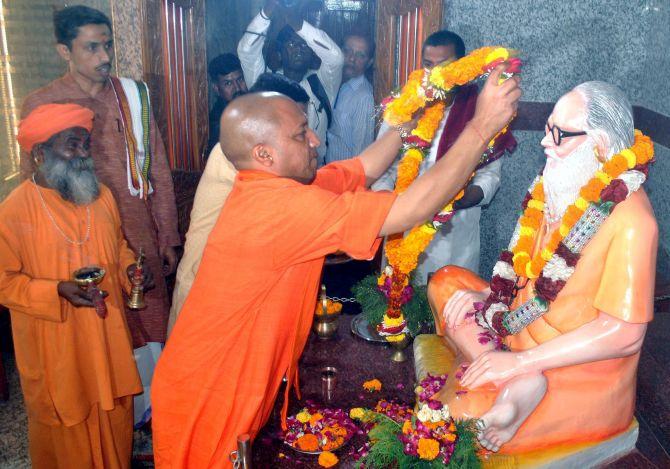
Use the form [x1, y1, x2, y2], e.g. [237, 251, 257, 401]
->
[477, 373, 547, 452]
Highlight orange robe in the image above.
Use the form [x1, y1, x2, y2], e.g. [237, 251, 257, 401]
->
[152, 159, 396, 468]
[430, 190, 658, 453]
[0, 181, 142, 468]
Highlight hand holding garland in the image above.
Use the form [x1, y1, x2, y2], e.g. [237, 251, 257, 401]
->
[378, 65, 521, 237]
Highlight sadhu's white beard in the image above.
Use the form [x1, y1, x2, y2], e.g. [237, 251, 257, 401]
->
[39, 149, 100, 205]
[542, 138, 601, 223]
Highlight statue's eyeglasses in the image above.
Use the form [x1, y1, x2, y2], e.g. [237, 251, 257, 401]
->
[546, 123, 587, 146]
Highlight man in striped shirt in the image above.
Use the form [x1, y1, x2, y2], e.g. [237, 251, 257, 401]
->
[325, 33, 376, 164]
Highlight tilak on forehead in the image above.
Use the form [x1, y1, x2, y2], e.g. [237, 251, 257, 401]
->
[17, 103, 94, 152]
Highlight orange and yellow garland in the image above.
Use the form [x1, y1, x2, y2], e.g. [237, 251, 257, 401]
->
[511, 130, 654, 279]
[376, 47, 521, 342]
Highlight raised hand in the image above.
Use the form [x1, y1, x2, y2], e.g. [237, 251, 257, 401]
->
[471, 64, 522, 141]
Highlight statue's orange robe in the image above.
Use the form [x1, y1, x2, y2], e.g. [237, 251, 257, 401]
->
[0, 181, 142, 468]
[152, 159, 396, 468]
[430, 190, 657, 453]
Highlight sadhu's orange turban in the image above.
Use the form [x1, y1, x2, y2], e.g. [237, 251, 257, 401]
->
[17, 103, 94, 152]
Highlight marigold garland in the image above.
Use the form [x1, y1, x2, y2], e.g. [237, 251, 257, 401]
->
[477, 130, 654, 337]
[510, 130, 654, 279]
[377, 47, 521, 341]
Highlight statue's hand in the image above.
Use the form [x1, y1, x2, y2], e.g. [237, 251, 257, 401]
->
[459, 351, 525, 389]
[442, 288, 490, 329]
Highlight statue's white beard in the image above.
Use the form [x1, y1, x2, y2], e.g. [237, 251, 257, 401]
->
[542, 138, 601, 223]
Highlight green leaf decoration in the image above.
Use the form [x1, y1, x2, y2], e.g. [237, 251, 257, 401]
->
[352, 274, 434, 336]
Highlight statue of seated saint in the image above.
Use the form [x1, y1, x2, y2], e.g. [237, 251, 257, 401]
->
[427, 81, 657, 454]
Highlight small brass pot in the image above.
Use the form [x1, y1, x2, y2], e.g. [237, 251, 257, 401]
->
[313, 285, 341, 340]
[389, 335, 411, 363]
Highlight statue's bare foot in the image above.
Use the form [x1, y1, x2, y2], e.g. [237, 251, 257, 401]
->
[476, 373, 547, 452]
[477, 402, 520, 452]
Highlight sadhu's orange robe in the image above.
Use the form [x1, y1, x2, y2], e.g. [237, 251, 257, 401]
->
[152, 159, 396, 468]
[430, 190, 658, 453]
[0, 181, 142, 468]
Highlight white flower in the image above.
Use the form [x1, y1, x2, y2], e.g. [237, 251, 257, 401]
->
[416, 404, 432, 423]
[619, 170, 645, 194]
[543, 255, 574, 282]
[441, 405, 451, 421]
[430, 409, 443, 423]
[384, 265, 393, 276]
[492, 260, 516, 280]
[485, 302, 508, 326]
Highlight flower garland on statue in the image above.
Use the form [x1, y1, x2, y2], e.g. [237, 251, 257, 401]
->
[376, 47, 522, 342]
[476, 130, 654, 337]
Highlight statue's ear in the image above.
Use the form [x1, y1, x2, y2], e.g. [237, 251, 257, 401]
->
[590, 130, 610, 162]
[595, 141, 609, 163]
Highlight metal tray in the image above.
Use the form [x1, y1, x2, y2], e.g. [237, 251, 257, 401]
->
[350, 313, 387, 343]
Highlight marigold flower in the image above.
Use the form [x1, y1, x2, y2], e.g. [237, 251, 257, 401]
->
[402, 420, 413, 434]
[603, 155, 628, 178]
[349, 408, 365, 420]
[386, 333, 406, 342]
[363, 379, 382, 392]
[417, 437, 440, 460]
[295, 434, 319, 452]
[446, 433, 457, 442]
[309, 413, 324, 426]
[318, 451, 339, 467]
[296, 411, 311, 423]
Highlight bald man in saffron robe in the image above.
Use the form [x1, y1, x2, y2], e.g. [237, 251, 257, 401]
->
[152, 66, 521, 467]
[0, 104, 153, 468]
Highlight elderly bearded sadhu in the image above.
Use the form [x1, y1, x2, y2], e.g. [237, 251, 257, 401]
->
[429, 81, 658, 453]
[0, 104, 154, 468]
[152, 65, 520, 467]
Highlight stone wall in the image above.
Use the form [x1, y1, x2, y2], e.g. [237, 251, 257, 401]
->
[441, 0, 670, 279]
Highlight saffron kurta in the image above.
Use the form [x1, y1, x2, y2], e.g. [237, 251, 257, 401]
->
[152, 159, 396, 468]
[0, 181, 142, 467]
[429, 190, 658, 453]
[20, 74, 180, 346]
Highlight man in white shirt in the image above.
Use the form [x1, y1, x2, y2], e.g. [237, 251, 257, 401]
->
[326, 33, 376, 164]
[373, 30, 516, 283]
[238, 0, 343, 164]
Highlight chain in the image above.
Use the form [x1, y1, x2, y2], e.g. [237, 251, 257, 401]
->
[32, 174, 91, 246]
[326, 296, 357, 303]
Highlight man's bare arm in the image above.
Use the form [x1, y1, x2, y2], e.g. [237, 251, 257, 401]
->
[357, 128, 404, 186]
[379, 65, 521, 237]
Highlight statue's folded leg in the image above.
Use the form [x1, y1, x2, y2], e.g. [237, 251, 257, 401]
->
[478, 372, 547, 452]
[428, 265, 549, 452]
